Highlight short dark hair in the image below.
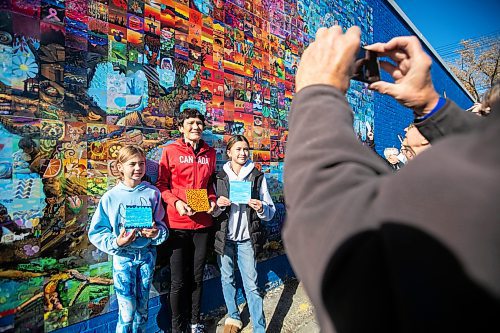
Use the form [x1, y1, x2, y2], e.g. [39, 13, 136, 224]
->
[177, 108, 206, 127]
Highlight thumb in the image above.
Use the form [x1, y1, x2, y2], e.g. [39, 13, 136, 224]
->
[369, 81, 396, 96]
[119, 228, 126, 237]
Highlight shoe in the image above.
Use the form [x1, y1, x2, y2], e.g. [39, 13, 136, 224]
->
[191, 323, 206, 333]
[223, 318, 243, 333]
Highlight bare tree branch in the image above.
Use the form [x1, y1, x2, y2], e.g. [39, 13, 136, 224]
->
[446, 38, 499, 101]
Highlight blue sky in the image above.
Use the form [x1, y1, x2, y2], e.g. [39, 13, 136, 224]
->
[394, 0, 500, 50]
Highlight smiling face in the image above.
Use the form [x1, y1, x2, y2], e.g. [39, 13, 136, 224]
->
[179, 117, 204, 145]
[117, 154, 145, 188]
[227, 140, 250, 166]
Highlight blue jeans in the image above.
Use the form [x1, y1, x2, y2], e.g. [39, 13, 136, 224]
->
[218, 240, 265, 333]
[113, 247, 156, 333]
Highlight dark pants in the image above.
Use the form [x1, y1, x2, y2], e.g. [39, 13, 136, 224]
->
[168, 228, 210, 333]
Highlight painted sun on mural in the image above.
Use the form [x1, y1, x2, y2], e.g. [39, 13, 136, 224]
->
[0, 0, 374, 331]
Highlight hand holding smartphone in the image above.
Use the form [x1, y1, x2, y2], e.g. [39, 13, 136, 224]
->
[351, 47, 380, 84]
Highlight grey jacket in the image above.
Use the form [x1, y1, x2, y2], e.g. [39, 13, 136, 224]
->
[283, 85, 500, 333]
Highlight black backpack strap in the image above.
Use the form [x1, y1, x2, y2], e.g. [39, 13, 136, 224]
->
[247, 168, 263, 199]
[215, 170, 229, 198]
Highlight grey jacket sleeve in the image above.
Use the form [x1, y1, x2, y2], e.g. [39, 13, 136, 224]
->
[283, 85, 391, 333]
[415, 99, 482, 143]
[283, 85, 500, 333]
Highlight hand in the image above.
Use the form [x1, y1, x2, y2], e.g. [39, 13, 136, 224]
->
[207, 201, 216, 214]
[175, 200, 194, 216]
[248, 199, 264, 213]
[140, 223, 159, 239]
[365, 36, 440, 116]
[216, 196, 231, 207]
[117, 228, 137, 247]
[295, 26, 361, 94]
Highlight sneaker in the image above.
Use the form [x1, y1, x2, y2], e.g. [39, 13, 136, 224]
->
[223, 318, 243, 333]
[191, 323, 206, 333]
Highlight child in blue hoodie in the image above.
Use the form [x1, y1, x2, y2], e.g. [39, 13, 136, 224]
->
[88, 145, 168, 333]
[213, 135, 275, 333]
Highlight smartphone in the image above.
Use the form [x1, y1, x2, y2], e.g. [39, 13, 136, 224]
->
[351, 47, 380, 84]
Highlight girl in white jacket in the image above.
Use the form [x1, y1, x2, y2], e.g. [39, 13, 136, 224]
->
[213, 135, 275, 333]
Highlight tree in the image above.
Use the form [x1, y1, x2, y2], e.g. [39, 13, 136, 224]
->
[447, 39, 499, 101]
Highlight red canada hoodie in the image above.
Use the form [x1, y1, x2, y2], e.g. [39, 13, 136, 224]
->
[156, 138, 216, 229]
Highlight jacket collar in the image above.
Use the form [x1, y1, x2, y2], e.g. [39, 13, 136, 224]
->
[175, 138, 210, 155]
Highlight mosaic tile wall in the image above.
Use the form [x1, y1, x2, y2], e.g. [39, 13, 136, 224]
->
[0, 0, 374, 331]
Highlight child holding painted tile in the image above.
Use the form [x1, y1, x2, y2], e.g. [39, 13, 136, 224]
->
[213, 135, 275, 333]
[88, 145, 168, 333]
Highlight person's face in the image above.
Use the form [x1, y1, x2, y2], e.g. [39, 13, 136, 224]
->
[227, 141, 250, 166]
[387, 154, 400, 165]
[179, 117, 204, 144]
[117, 155, 145, 187]
[403, 126, 430, 159]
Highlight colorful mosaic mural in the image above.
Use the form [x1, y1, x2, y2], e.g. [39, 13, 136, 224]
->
[0, 0, 373, 331]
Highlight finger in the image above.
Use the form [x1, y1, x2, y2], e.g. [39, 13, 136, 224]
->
[342, 26, 362, 60]
[398, 58, 412, 75]
[345, 25, 361, 40]
[329, 25, 343, 38]
[384, 36, 422, 58]
[379, 60, 403, 80]
[315, 27, 329, 41]
[364, 42, 386, 53]
[368, 81, 397, 96]
[379, 50, 408, 65]
[125, 229, 135, 240]
[119, 228, 126, 237]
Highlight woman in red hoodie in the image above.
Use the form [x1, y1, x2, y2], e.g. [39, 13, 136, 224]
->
[157, 109, 216, 333]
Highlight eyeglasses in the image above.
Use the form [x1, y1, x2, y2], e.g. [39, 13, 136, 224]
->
[400, 145, 416, 158]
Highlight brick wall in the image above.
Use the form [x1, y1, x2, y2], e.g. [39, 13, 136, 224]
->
[372, 0, 473, 156]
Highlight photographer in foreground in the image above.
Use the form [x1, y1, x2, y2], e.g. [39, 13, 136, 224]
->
[283, 26, 499, 333]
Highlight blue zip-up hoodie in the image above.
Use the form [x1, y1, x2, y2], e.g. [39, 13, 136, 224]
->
[88, 181, 168, 255]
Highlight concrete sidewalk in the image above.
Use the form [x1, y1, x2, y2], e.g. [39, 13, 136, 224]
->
[204, 279, 320, 333]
